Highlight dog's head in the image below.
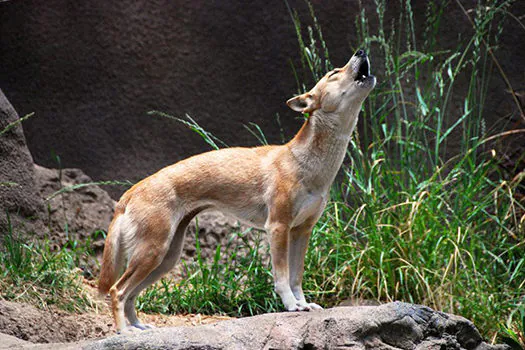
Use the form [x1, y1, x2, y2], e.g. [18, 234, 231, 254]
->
[287, 50, 376, 115]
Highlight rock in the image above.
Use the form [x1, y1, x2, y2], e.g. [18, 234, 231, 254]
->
[84, 302, 508, 350]
[0, 89, 116, 247]
[34, 164, 116, 245]
[183, 211, 242, 261]
[183, 211, 268, 264]
[0, 332, 32, 349]
[0, 88, 45, 235]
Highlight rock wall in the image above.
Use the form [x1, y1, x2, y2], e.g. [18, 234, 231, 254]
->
[1, 1, 523, 198]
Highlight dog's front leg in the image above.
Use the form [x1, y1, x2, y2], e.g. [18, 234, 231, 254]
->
[267, 219, 312, 312]
[268, 221, 300, 311]
[289, 222, 322, 310]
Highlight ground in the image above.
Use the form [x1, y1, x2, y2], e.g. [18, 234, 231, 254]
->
[0, 296, 231, 344]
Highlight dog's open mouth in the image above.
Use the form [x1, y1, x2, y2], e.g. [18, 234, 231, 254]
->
[355, 58, 370, 83]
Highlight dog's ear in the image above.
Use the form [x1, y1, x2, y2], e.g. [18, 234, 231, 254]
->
[286, 93, 319, 113]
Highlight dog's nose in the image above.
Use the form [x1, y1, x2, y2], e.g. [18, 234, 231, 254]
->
[354, 49, 367, 58]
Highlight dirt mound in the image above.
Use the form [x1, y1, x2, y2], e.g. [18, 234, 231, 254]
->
[34, 165, 116, 246]
[0, 300, 112, 343]
[0, 299, 230, 345]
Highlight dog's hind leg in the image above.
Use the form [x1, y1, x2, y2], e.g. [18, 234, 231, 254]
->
[109, 211, 174, 333]
[123, 207, 207, 330]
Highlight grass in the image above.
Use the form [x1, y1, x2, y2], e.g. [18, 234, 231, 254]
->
[0, 215, 98, 312]
[0, 0, 523, 346]
[137, 225, 279, 316]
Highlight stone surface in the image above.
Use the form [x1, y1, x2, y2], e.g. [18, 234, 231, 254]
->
[0, 332, 32, 349]
[0, 88, 116, 242]
[34, 164, 116, 240]
[0, 300, 230, 348]
[83, 302, 508, 350]
[0, 88, 45, 234]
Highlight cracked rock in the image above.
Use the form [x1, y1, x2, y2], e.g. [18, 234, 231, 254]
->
[83, 302, 508, 350]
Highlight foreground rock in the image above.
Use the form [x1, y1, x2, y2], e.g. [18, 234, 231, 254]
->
[85, 302, 507, 350]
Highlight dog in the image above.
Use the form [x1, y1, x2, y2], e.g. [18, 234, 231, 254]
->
[98, 49, 376, 333]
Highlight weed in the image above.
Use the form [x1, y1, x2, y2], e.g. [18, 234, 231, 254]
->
[0, 112, 36, 137]
[137, 226, 278, 316]
[0, 216, 96, 312]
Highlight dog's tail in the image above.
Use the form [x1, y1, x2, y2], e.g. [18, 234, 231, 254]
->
[98, 205, 126, 296]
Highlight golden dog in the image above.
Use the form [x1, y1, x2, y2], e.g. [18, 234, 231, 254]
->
[99, 50, 376, 332]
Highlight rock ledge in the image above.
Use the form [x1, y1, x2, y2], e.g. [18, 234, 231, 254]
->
[84, 302, 508, 350]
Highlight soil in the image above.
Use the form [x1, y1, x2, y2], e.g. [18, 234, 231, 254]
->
[0, 297, 231, 345]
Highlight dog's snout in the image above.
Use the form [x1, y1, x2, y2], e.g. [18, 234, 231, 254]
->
[354, 49, 367, 58]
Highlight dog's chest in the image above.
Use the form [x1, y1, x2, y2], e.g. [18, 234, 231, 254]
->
[291, 190, 327, 227]
[228, 203, 268, 230]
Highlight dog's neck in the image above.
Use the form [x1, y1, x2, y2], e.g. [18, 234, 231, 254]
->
[287, 106, 361, 191]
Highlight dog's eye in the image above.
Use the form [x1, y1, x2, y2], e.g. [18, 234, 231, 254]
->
[328, 69, 340, 78]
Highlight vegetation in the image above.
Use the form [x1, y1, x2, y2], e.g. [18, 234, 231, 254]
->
[0, 217, 99, 312]
[1, 0, 523, 346]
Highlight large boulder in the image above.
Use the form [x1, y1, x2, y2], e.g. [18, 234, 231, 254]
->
[85, 302, 508, 350]
[0, 88, 44, 234]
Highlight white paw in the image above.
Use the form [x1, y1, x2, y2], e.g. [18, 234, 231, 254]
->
[118, 326, 143, 335]
[307, 302, 323, 310]
[287, 300, 322, 312]
[132, 323, 156, 330]
[296, 304, 312, 311]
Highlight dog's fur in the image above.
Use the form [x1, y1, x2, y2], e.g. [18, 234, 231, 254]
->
[98, 50, 376, 332]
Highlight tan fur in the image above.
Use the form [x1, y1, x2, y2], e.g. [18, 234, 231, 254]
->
[99, 51, 376, 332]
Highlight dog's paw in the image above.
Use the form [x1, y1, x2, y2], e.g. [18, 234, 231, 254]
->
[286, 305, 303, 312]
[290, 301, 323, 312]
[117, 326, 144, 335]
[307, 302, 323, 310]
[131, 323, 156, 331]
[285, 302, 308, 312]
[287, 300, 315, 312]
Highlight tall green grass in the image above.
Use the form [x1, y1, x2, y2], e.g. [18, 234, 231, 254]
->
[304, 0, 523, 342]
[0, 216, 97, 312]
[137, 227, 279, 316]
